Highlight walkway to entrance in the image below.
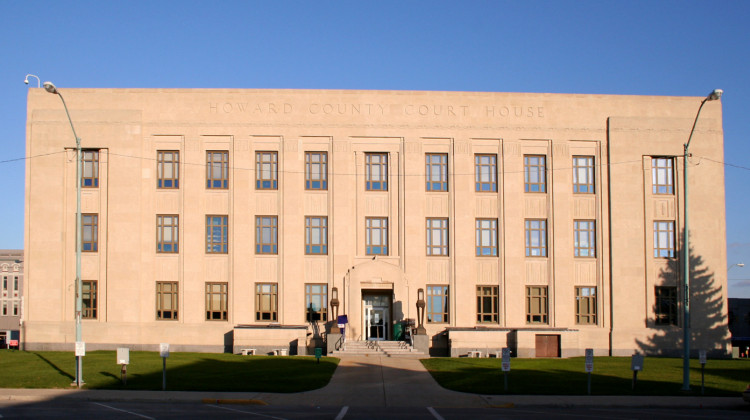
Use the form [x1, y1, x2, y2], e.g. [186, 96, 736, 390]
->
[257, 354, 487, 407]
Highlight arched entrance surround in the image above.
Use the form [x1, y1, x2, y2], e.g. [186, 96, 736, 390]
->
[341, 259, 410, 341]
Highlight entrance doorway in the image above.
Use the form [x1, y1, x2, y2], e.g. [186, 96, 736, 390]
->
[362, 293, 391, 341]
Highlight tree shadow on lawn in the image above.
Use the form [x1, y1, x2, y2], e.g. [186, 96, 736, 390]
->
[33, 352, 74, 381]
[86, 355, 339, 392]
[695, 366, 750, 383]
[429, 365, 739, 396]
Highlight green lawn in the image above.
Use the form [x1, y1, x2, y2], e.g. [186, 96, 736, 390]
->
[0, 350, 339, 392]
[422, 357, 750, 396]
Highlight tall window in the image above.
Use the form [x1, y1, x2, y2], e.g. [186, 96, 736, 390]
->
[365, 153, 388, 191]
[524, 155, 546, 193]
[652, 157, 674, 194]
[206, 215, 228, 253]
[526, 286, 548, 324]
[425, 153, 448, 191]
[427, 285, 449, 323]
[205, 282, 228, 321]
[653, 221, 675, 258]
[156, 215, 179, 253]
[574, 220, 596, 257]
[366, 217, 388, 255]
[256, 283, 278, 321]
[256, 216, 278, 254]
[305, 216, 327, 255]
[256, 151, 278, 190]
[525, 219, 547, 257]
[573, 156, 594, 193]
[475, 218, 498, 256]
[157, 150, 179, 189]
[305, 284, 328, 322]
[655, 286, 677, 325]
[305, 152, 328, 190]
[156, 282, 178, 320]
[82, 150, 99, 188]
[477, 286, 499, 323]
[0, 275, 12, 317]
[82, 280, 97, 319]
[575, 287, 597, 325]
[426, 218, 449, 256]
[475, 154, 497, 192]
[82, 214, 98, 252]
[206, 151, 229, 189]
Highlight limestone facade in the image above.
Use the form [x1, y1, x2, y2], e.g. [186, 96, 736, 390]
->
[24, 88, 729, 356]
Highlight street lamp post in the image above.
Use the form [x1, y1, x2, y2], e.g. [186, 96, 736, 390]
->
[24, 74, 40, 88]
[44, 81, 84, 388]
[682, 88, 723, 391]
[728, 263, 745, 271]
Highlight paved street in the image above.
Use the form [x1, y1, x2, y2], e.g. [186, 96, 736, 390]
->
[1, 400, 749, 420]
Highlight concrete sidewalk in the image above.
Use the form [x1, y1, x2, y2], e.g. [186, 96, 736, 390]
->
[0, 354, 744, 409]
[257, 354, 486, 407]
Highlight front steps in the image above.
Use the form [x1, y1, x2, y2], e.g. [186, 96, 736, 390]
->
[330, 340, 426, 358]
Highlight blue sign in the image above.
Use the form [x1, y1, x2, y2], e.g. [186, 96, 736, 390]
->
[337, 315, 348, 325]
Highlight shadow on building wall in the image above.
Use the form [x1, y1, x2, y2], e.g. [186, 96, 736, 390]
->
[635, 234, 729, 357]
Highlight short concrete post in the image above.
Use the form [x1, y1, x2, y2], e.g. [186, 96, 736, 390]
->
[413, 334, 429, 355]
[327, 332, 342, 354]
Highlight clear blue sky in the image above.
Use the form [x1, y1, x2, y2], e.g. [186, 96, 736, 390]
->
[2, 1, 749, 296]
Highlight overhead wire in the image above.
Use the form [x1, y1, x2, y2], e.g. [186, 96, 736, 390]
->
[3, 148, 749, 177]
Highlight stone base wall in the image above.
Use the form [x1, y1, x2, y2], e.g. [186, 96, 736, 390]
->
[233, 326, 308, 355]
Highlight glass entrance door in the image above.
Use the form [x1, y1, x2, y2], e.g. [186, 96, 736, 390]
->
[363, 294, 390, 341]
[365, 306, 388, 340]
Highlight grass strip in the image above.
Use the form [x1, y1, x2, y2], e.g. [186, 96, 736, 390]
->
[0, 350, 338, 392]
[421, 356, 750, 396]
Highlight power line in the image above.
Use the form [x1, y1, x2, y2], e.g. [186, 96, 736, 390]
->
[0, 151, 67, 165]
[106, 150, 647, 177]
[0, 148, 647, 177]
[698, 156, 750, 172]
[4, 149, 749, 178]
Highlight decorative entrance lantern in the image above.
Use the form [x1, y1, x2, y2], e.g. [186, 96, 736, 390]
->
[330, 287, 340, 333]
[416, 288, 426, 335]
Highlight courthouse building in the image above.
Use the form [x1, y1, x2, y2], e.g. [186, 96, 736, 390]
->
[23, 88, 730, 357]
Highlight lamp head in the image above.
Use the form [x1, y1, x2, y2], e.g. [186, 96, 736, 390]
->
[739, 263, 745, 267]
[24, 78, 29, 85]
[43, 81, 58, 94]
[708, 89, 723, 101]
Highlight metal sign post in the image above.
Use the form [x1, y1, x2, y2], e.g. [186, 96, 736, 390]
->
[117, 348, 130, 385]
[337, 315, 348, 349]
[160, 343, 170, 391]
[74, 341, 85, 388]
[501, 347, 511, 392]
[631, 353, 644, 390]
[584, 349, 594, 395]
